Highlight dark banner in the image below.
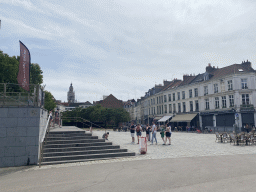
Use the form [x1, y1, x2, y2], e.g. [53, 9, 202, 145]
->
[17, 41, 30, 91]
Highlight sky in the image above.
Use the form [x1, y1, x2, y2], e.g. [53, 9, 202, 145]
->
[1, 0, 256, 103]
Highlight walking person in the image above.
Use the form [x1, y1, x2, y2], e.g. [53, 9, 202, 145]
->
[130, 122, 135, 143]
[165, 123, 172, 145]
[160, 125, 166, 145]
[146, 124, 151, 141]
[151, 122, 157, 145]
[136, 124, 142, 144]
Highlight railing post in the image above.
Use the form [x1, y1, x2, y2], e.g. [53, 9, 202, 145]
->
[3, 83, 6, 105]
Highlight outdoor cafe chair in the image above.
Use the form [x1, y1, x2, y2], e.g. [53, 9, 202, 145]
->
[247, 134, 255, 145]
[222, 133, 228, 143]
[238, 134, 246, 146]
[229, 133, 237, 145]
[215, 132, 222, 142]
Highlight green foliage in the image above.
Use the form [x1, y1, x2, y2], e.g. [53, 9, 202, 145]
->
[0, 50, 43, 85]
[44, 90, 56, 112]
[30, 63, 43, 84]
[62, 105, 131, 127]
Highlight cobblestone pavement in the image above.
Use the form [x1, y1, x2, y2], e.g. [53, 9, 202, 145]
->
[30, 131, 256, 170]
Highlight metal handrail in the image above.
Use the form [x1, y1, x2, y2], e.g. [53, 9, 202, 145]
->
[62, 117, 107, 132]
[38, 113, 51, 167]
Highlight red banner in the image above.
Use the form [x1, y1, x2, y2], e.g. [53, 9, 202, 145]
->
[17, 41, 30, 91]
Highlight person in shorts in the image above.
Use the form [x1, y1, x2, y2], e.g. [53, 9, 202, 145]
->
[146, 124, 151, 141]
[136, 124, 142, 144]
[130, 122, 135, 143]
[165, 123, 171, 145]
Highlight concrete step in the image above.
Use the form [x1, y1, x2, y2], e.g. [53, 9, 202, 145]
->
[47, 133, 92, 137]
[40, 154, 136, 165]
[44, 139, 106, 145]
[45, 136, 99, 141]
[48, 131, 86, 134]
[42, 152, 136, 163]
[43, 149, 128, 157]
[43, 142, 113, 149]
[43, 145, 121, 153]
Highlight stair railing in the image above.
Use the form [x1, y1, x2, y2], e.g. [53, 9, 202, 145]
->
[61, 117, 107, 132]
[38, 112, 52, 167]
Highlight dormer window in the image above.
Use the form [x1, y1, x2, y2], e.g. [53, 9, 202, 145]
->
[203, 73, 209, 81]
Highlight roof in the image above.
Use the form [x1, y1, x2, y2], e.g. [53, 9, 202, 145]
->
[209, 63, 255, 80]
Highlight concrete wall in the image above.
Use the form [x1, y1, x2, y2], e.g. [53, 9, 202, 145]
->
[0, 107, 48, 168]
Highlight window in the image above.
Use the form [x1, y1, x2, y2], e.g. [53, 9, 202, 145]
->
[182, 91, 185, 99]
[215, 97, 219, 109]
[195, 100, 199, 111]
[222, 96, 226, 108]
[153, 98, 155, 104]
[190, 101, 193, 112]
[173, 104, 176, 113]
[161, 96, 163, 103]
[149, 108, 150, 115]
[162, 105, 163, 114]
[164, 95, 167, 102]
[157, 97, 159, 104]
[169, 104, 172, 113]
[229, 95, 234, 107]
[157, 106, 159, 114]
[182, 102, 186, 112]
[204, 86, 208, 96]
[164, 105, 167, 113]
[177, 92, 180, 100]
[242, 94, 249, 105]
[173, 93, 175, 101]
[151, 107, 153, 114]
[189, 89, 192, 98]
[168, 94, 171, 102]
[214, 84, 218, 93]
[241, 79, 248, 89]
[194, 88, 198, 97]
[178, 103, 181, 113]
[205, 99, 209, 110]
[228, 80, 233, 90]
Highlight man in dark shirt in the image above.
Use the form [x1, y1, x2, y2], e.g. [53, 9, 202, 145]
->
[130, 122, 135, 143]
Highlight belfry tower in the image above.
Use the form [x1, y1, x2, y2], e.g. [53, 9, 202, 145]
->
[67, 83, 75, 103]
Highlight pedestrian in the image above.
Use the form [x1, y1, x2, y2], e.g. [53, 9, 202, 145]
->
[146, 124, 151, 141]
[160, 125, 165, 145]
[102, 132, 109, 140]
[130, 122, 135, 143]
[165, 123, 171, 145]
[136, 124, 142, 144]
[151, 122, 157, 145]
[49, 110, 53, 127]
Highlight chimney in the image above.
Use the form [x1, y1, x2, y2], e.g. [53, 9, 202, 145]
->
[206, 63, 216, 73]
[242, 60, 252, 68]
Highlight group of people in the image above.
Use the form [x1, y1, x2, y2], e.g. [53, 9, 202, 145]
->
[130, 122, 172, 145]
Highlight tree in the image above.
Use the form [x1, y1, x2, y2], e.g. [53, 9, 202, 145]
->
[44, 91, 56, 112]
[0, 50, 43, 85]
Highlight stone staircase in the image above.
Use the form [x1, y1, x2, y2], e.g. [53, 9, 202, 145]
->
[40, 127, 135, 165]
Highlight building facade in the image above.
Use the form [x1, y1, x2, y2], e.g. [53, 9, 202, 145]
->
[129, 61, 256, 132]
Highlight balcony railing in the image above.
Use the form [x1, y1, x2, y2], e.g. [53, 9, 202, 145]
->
[0, 83, 43, 107]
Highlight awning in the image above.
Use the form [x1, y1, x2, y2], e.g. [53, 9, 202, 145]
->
[170, 113, 198, 122]
[158, 116, 172, 122]
[153, 116, 163, 120]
